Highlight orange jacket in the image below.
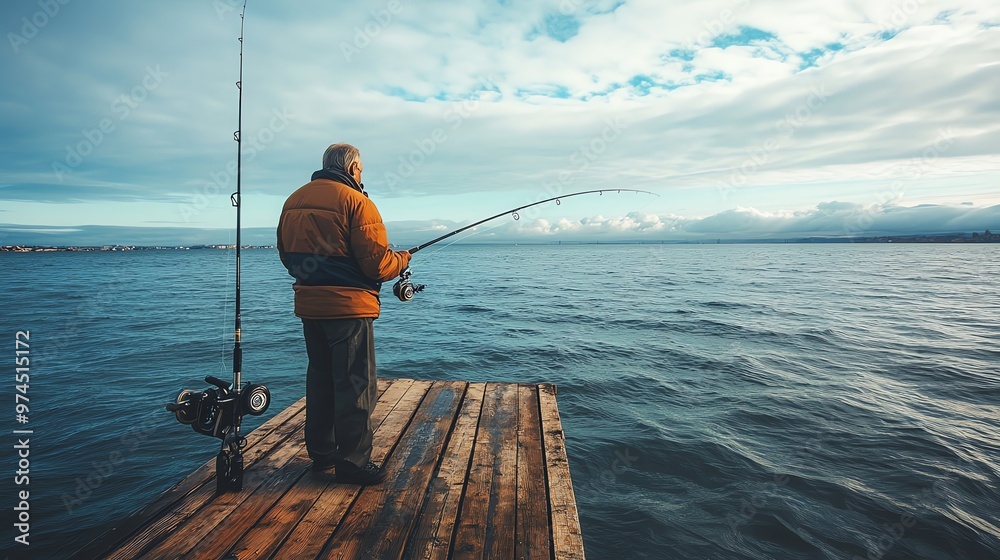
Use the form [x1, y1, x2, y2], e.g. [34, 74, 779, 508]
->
[276, 170, 410, 319]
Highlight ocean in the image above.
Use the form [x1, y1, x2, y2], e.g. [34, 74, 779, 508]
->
[2, 243, 998, 559]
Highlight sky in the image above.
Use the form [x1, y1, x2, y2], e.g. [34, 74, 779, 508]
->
[1, 0, 999, 246]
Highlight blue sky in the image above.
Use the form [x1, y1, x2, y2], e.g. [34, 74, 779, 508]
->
[1, 0, 999, 245]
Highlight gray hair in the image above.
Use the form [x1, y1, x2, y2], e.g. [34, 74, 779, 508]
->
[322, 143, 361, 172]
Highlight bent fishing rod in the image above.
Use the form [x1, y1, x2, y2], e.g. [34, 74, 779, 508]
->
[392, 188, 656, 301]
[165, 0, 270, 495]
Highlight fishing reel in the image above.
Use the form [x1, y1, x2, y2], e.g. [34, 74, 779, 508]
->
[392, 267, 426, 302]
[166, 375, 270, 440]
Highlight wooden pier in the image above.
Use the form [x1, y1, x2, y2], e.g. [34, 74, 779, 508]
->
[72, 378, 585, 559]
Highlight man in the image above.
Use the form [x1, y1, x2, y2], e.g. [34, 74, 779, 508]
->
[276, 143, 411, 485]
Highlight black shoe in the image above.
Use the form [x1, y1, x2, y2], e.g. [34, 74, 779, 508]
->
[336, 461, 387, 485]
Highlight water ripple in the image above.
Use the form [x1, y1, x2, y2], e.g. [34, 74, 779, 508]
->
[3, 245, 998, 559]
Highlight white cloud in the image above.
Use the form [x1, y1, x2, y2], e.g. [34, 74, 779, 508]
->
[3, 201, 995, 246]
[1, 0, 998, 237]
[395, 201, 1000, 242]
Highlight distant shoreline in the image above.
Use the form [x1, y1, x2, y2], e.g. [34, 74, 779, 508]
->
[3, 231, 998, 252]
[0, 244, 278, 252]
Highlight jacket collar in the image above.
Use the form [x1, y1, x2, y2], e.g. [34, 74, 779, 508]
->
[311, 168, 367, 197]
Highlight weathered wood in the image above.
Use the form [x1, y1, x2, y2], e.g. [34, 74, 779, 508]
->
[225, 377, 417, 559]
[78, 378, 585, 560]
[517, 384, 552, 560]
[320, 380, 467, 559]
[68, 396, 308, 560]
[539, 383, 585, 560]
[139, 436, 309, 559]
[183, 445, 311, 558]
[104, 398, 312, 560]
[407, 382, 487, 560]
[453, 382, 520, 558]
[221, 461, 326, 559]
[271, 379, 434, 559]
[484, 382, 520, 559]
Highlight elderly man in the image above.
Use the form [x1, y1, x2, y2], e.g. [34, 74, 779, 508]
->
[276, 143, 411, 485]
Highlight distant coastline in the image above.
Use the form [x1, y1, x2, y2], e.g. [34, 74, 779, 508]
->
[0, 244, 277, 253]
[3, 230, 998, 252]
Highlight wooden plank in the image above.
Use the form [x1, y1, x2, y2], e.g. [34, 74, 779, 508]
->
[483, 383, 520, 560]
[517, 384, 552, 560]
[107, 380, 398, 559]
[271, 379, 434, 559]
[221, 460, 326, 559]
[144, 377, 399, 558]
[370, 378, 416, 430]
[224, 377, 417, 559]
[539, 384, 585, 560]
[182, 445, 311, 558]
[102, 399, 312, 560]
[452, 382, 519, 559]
[74, 378, 587, 560]
[68, 395, 309, 560]
[407, 382, 487, 560]
[137, 435, 309, 558]
[320, 380, 467, 559]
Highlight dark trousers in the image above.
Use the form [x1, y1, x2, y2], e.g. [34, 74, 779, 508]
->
[301, 317, 377, 469]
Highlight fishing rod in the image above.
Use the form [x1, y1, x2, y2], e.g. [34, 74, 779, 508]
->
[392, 188, 656, 301]
[165, 0, 270, 495]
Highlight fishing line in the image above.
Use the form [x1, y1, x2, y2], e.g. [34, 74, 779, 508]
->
[407, 189, 656, 254]
[220, 238, 236, 378]
[165, 0, 271, 495]
[391, 188, 658, 301]
[416, 218, 512, 262]
[398, 220, 515, 297]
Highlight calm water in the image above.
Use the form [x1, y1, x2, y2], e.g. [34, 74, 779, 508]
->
[2, 244, 998, 559]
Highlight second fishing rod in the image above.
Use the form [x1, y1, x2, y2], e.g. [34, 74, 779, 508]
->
[392, 188, 657, 301]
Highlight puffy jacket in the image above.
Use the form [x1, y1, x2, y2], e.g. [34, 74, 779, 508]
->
[276, 169, 410, 319]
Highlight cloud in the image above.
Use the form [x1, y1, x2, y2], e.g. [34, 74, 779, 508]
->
[417, 201, 1000, 241]
[3, 202, 997, 246]
[0, 0, 998, 232]
[0, 181, 184, 203]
